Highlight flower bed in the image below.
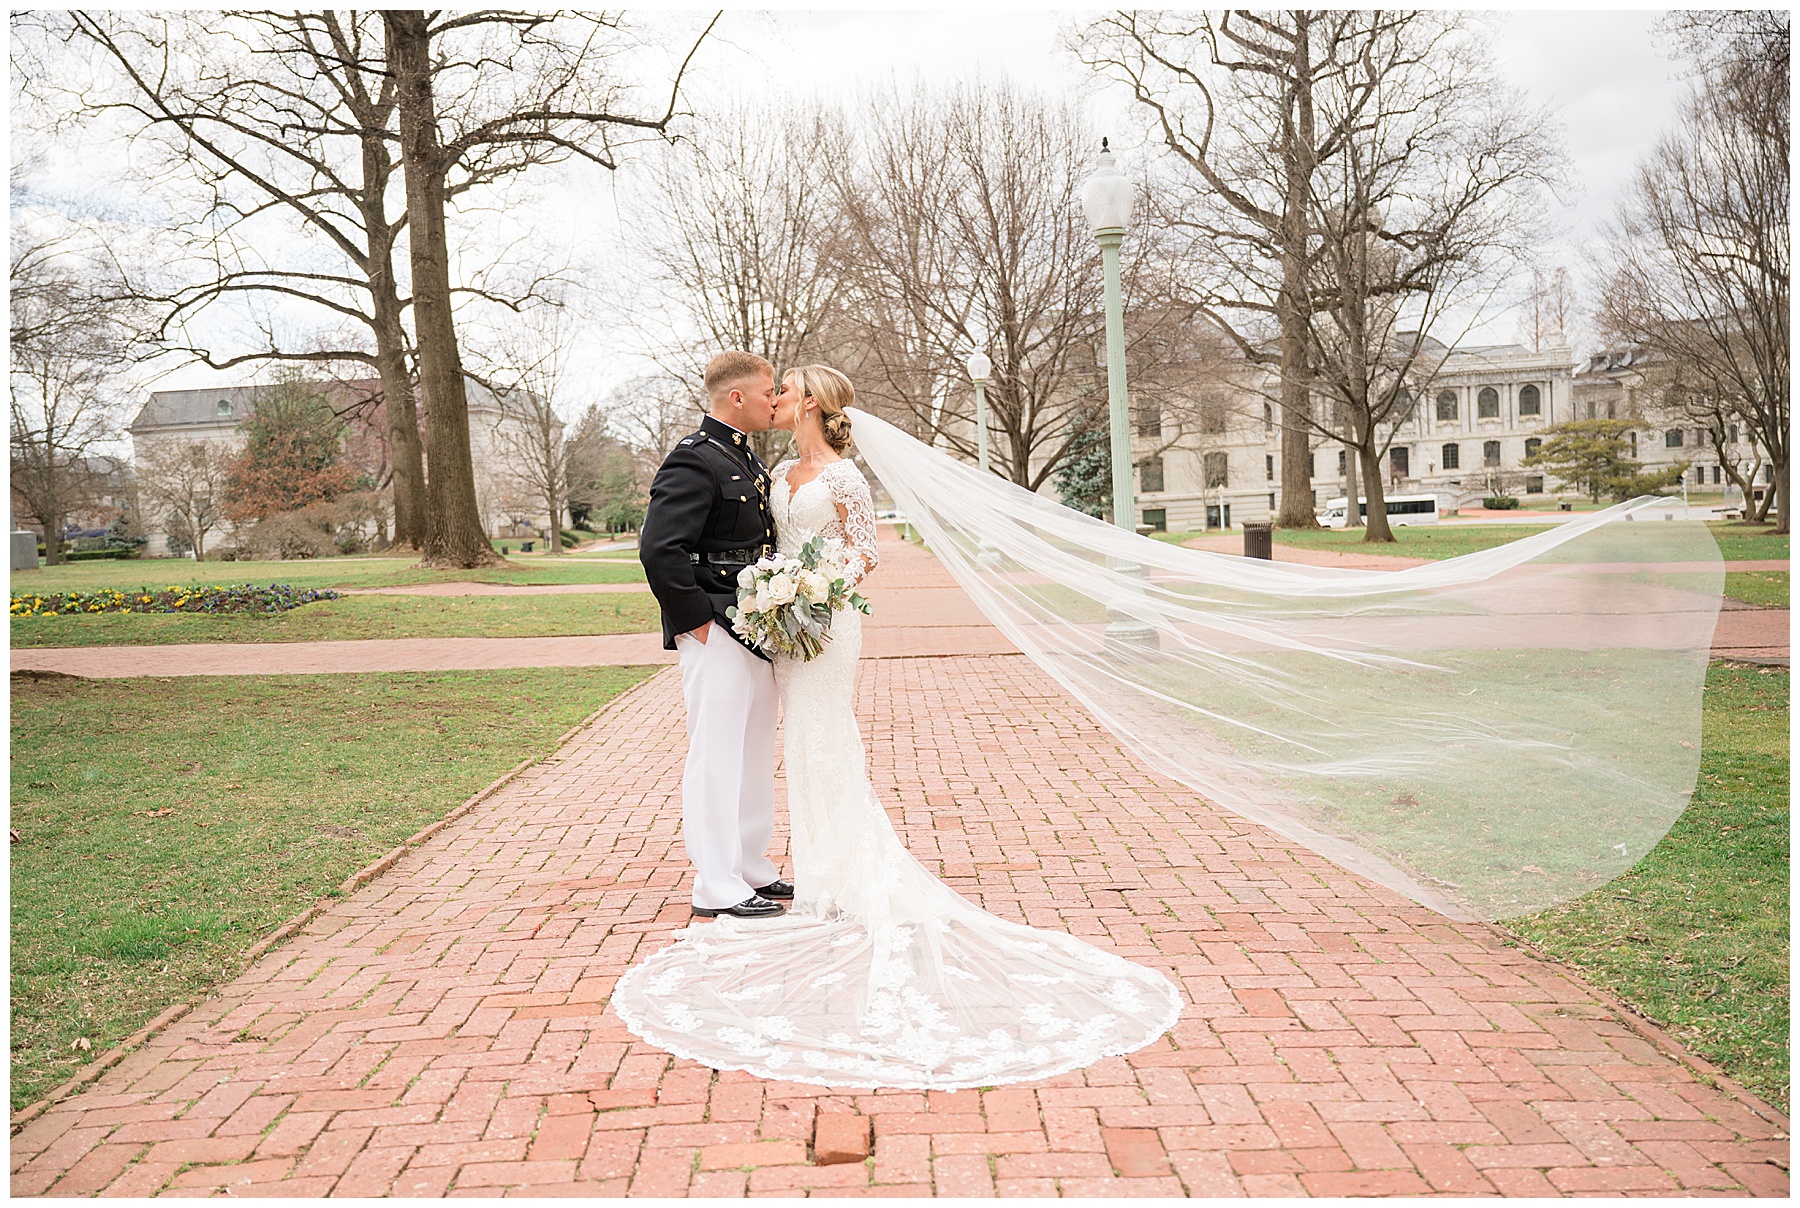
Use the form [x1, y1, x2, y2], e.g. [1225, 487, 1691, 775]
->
[11, 584, 342, 618]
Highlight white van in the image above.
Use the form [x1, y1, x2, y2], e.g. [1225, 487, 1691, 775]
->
[1317, 494, 1440, 528]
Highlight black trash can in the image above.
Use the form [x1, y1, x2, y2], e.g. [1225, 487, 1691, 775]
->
[1243, 521, 1273, 560]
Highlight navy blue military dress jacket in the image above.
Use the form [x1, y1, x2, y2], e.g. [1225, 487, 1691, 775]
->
[639, 415, 777, 661]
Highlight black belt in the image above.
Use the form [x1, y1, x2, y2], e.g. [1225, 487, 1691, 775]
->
[690, 545, 773, 565]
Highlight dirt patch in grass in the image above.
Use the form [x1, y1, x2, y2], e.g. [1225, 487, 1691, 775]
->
[9, 664, 655, 1111]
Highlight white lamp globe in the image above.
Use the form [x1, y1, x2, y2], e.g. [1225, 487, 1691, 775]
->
[1080, 138, 1133, 233]
[965, 349, 992, 382]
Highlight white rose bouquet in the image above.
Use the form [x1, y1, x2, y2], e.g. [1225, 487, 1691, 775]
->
[727, 536, 872, 660]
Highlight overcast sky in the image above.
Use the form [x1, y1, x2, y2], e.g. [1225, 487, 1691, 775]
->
[23, 9, 1694, 411]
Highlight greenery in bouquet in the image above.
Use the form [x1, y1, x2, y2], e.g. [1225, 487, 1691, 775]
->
[726, 536, 871, 660]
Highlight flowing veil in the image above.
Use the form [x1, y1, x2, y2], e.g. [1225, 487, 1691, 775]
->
[848, 407, 1722, 922]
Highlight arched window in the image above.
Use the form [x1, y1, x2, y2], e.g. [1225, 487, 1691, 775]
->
[1483, 440, 1501, 467]
[1441, 443, 1460, 470]
[1664, 429, 1684, 448]
[1524, 437, 1542, 459]
[1436, 390, 1458, 421]
[216, 399, 233, 416]
[1518, 384, 1541, 416]
[1477, 387, 1500, 419]
[1262, 402, 1272, 436]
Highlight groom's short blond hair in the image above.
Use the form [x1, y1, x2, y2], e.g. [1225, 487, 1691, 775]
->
[704, 351, 775, 399]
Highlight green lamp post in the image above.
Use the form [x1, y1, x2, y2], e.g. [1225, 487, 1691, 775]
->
[1082, 138, 1156, 648]
[965, 347, 992, 475]
[1081, 138, 1135, 532]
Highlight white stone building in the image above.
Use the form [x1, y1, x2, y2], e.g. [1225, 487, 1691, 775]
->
[1127, 339, 1683, 531]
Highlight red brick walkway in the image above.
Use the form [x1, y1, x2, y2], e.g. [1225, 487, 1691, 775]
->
[11, 530, 1788, 1196]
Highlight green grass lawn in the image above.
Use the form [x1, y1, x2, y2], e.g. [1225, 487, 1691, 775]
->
[1724, 571, 1789, 608]
[11, 591, 662, 649]
[1509, 663, 1789, 1111]
[9, 665, 656, 1112]
[11, 553, 646, 596]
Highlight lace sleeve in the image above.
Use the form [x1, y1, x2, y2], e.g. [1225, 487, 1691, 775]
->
[827, 460, 880, 585]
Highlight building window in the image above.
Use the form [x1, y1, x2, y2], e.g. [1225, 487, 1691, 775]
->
[1206, 503, 1232, 529]
[1134, 406, 1161, 437]
[1203, 451, 1229, 488]
[1482, 440, 1502, 466]
[1441, 443, 1460, 470]
[216, 399, 232, 416]
[1390, 446, 1410, 478]
[1436, 389, 1458, 421]
[1728, 424, 1739, 443]
[1268, 492, 1276, 510]
[1396, 386, 1414, 420]
[1713, 465, 1722, 484]
[1524, 437, 1542, 459]
[1199, 398, 1228, 434]
[1519, 384, 1541, 416]
[1142, 508, 1167, 532]
[1477, 387, 1500, 418]
[1628, 430, 1637, 451]
[1139, 456, 1165, 493]
[1665, 429, 1683, 448]
[1337, 449, 1346, 476]
[1692, 467, 1706, 487]
[1262, 402, 1273, 436]
[1526, 475, 1544, 494]
[1265, 454, 1274, 482]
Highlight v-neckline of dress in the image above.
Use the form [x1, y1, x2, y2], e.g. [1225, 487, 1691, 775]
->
[784, 460, 836, 504]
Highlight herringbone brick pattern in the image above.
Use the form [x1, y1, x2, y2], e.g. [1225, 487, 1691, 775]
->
[10, 532, 1788, 1196]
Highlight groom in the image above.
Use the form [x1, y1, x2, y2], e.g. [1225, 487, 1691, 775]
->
[640, 351, 793, 920]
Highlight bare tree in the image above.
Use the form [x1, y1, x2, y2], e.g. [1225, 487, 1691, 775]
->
[828, 83, 1179, 491]
[382, 10, 715, 567]
[1075, 11, 1363, 527]
[36, 11, 433, 550]
[632, 99, 848, 460]
[1295, 13, 1559, 541]
[1518, 264, 1578, 352]
[1597, 10, 1789, 532]
[476, 305, 577, 554]
[9, 232, 141, 564]
[135, 438, 233, 560]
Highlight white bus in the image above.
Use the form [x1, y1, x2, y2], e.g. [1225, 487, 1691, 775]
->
[1317, 494, 1440, 528]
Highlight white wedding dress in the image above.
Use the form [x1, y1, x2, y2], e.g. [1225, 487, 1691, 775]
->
[611, 456, 1183, 1089]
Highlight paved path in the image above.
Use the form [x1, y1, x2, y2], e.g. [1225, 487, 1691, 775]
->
[10, 534, 1788, 1197]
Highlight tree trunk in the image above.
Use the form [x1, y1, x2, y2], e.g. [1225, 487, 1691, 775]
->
[1342, 439, 1363, 528]
[42, 508, 64, 566]
[370, 273, 427, 552]
[386, 10, 503, 569]
[1275, 16, 1321, 530]
[1358, 443, 1395, 542]
[1768, 461, 1787, 533]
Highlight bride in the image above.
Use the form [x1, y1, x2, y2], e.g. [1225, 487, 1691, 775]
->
[611, 365, 1182, 1090]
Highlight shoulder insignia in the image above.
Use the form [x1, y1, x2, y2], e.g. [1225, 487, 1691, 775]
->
[678, 437, 696, 445]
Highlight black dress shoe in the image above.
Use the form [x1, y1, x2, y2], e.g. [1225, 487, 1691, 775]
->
[754, 879, 795, 900]
[692, 895, 785, 919]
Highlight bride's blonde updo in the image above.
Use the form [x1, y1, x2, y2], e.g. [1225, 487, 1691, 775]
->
[788, 364, 855, 453]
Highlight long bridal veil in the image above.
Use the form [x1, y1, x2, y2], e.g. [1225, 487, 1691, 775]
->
[849, 407, 1722, 922]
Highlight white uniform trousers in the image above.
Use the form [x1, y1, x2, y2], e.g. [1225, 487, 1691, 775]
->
[674, 629, 780, 909]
